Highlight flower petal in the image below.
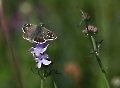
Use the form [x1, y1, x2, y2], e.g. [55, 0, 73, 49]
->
[29, 41, 49, 56]
[37, 61, 42, 68]
[36, 59, 51, 68]
[41, 54, 49, 59]
[42, 59, 51, 65]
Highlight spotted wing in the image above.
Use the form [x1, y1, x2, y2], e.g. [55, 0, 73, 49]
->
[34, 26, 57, 43]
[22, 24, 38, 43]
[41, 27, 57, 40]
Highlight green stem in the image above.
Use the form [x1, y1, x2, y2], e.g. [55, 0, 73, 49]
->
[53, 81, 57, 88]
[95, 54, 110, 88]
[49, 66, 58, 88]
[40, 79, 44, 88]
[85, 21, 110, 88]
[40, 69, 44, 88]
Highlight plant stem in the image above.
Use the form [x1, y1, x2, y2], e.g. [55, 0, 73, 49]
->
[53, 81, 57, 88]
[95, 54, 110, 88]
[40, 79, 44, 88]
[49, 66, 58, 88]
[85, 21, 110, 88]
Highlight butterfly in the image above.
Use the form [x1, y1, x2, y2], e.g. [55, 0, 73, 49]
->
[22, 23, 57, 44]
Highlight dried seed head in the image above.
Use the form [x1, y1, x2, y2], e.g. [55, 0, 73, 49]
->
[81, 13, 90, 21]
[82, 25, 98, 35]
[77, 13, 91, 27]
[82, 29, 88, 35]
[76, 6, 91, 27]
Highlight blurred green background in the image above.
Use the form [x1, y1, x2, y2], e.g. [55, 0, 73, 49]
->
[0, 0, 120, 88]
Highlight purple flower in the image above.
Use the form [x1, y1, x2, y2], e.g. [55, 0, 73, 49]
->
[29, 41, 51, 68]
[34, 53, 48, 62]
[30, 41, 49, 56]
[35, 53, 51, 68]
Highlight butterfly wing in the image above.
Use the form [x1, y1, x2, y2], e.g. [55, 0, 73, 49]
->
[33, 25, 46, 43]
[41, 27, 57, 40]
[22, 23, 57, 44]
[34, 26, 57, 43]
[22, 24, 38, 43]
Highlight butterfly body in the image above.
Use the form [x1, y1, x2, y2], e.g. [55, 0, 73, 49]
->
[22, 23, 57, 44]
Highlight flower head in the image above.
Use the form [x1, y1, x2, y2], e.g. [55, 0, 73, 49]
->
[81, 12, 90, 21]
[35, 53, 51, 68]
[82, 25, 98, 35]
[29, 41, 51, 68]
[30, 41, 49, 55]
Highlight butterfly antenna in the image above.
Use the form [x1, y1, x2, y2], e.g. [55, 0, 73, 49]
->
[47, 21, 50, 23]
[37, 19, 39, 20]
[37, 19, 43, 24]
[44, 21, 50, 24]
